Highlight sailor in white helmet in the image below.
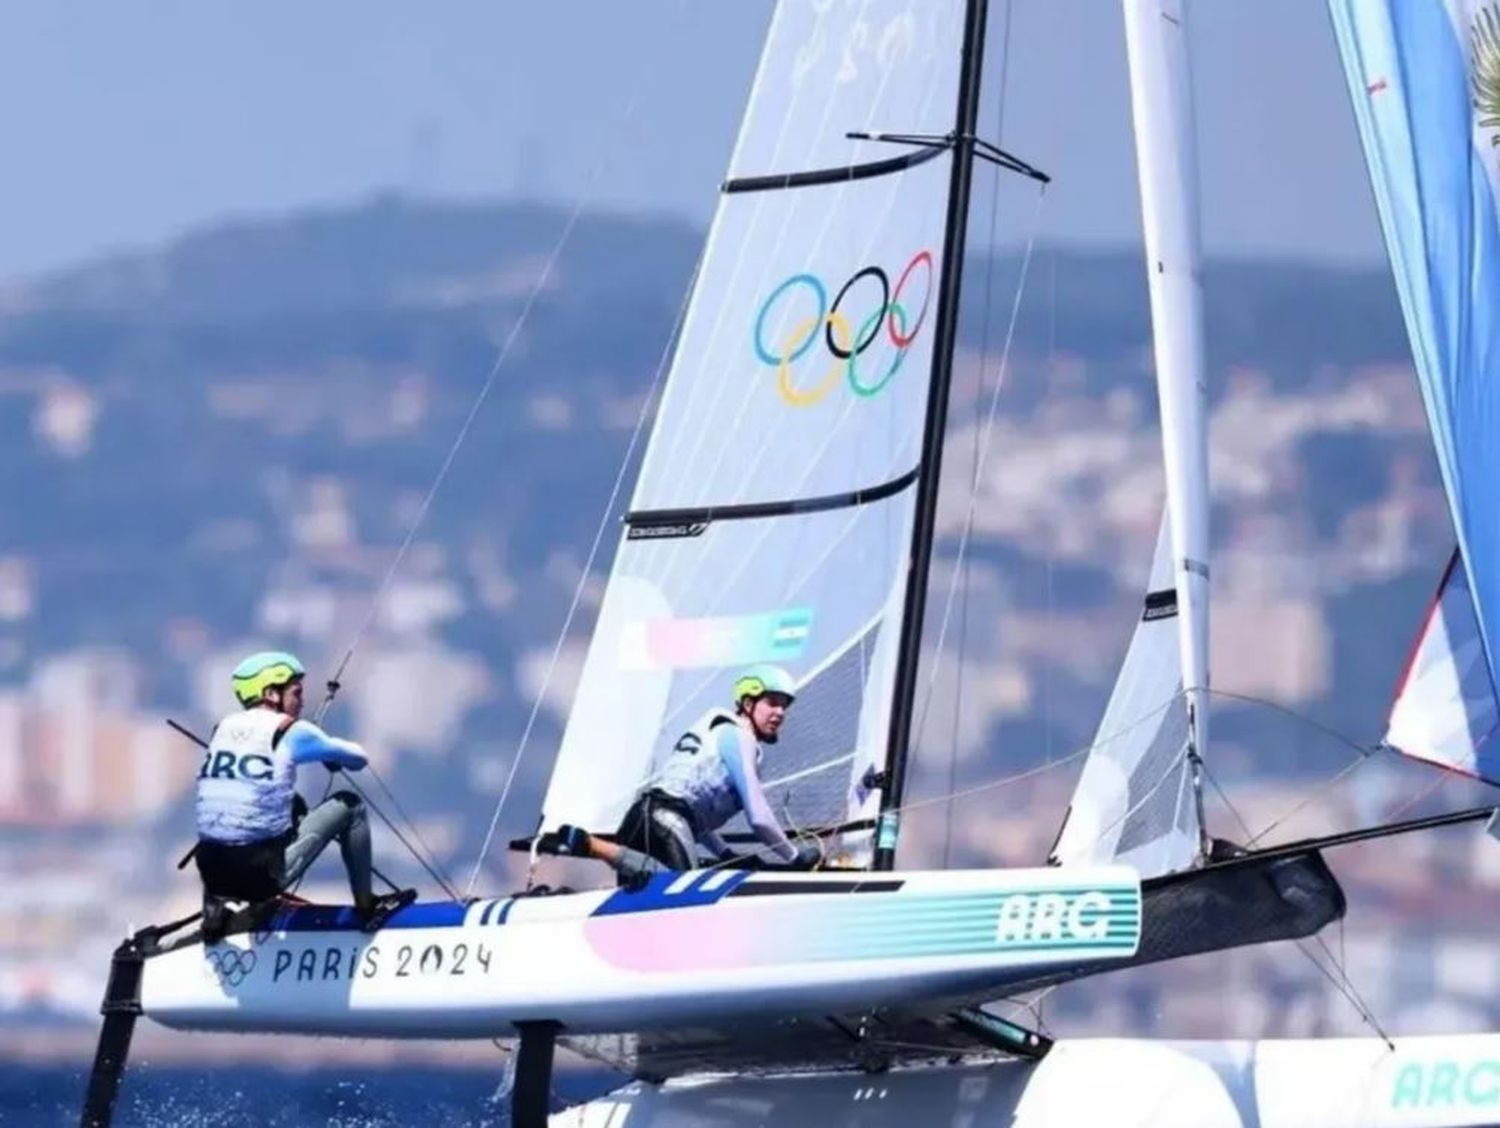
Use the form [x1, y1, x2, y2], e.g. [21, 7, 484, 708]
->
[591, 664, 821, 880]
[193, 651, 413, 937]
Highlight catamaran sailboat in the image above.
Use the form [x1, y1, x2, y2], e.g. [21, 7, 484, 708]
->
[79, 2, 1500, 1126]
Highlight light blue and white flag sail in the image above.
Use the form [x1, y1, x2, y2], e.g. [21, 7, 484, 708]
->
[1329, 0, 1500, 781]
[540, 0, 967, 859]
[1386, 550, 1500, 777]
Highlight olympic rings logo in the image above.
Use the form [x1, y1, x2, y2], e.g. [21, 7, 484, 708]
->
[206, 945, 258, 987]
[753, 250, 935, 407]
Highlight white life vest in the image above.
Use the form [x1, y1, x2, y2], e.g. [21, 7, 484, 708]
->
[195, 708, 297, 844]
[649, 708, 760, 832]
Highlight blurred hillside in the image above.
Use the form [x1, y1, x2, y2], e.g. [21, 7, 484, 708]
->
[0, 196, 1488, 1044]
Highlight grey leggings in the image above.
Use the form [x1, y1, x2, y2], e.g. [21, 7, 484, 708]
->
[283, 791, 372, 902]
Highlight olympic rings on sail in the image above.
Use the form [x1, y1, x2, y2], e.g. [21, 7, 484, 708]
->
[777, 311, 850, 406]
[825, 266, 888, 359]
[753, 250, 934, 407]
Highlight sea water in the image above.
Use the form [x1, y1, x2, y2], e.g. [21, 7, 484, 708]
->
[0, 1063, 621, 1127]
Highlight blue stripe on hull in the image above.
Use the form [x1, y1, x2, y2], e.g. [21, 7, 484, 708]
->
[591, 871, 754, 917]
[269, 900, 469, 933]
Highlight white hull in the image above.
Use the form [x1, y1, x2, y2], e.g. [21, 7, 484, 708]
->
[561, 1034, 1500, 1128]
[142, 866, 1139, 1037]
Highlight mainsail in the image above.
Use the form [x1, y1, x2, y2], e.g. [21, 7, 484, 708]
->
[1328, 0, 1500, 782]
[1055, 0, 1208, 878]
[540, 0, 967, 860]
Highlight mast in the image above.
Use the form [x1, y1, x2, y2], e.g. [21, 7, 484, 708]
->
[874, 0, 992, 871]
[1122, 0, 1212, 856]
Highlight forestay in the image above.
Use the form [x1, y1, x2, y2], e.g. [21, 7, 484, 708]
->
[541, 0, 967, 860]
[1052, 516, 1197, 876]
[1329, 0, 1500, 716]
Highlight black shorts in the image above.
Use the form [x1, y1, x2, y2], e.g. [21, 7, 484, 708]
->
[195, 834, 290, 902]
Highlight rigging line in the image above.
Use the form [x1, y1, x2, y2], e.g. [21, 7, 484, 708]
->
[336, 769, 462, 900]
[359, 760, 458, 896]
[764, 750, 857, 789]
[913, 188, 1048, 748]
[1202, 765, 1394, 1046]
[464, 241, 710, 898]
[1205, 687, 1376, 759]
[1382, 770, 1448, 823]
[313, 79, 663, 886]
[1197, 687, 1384, 845]
[1242, 749, 1375, 849]
[1305, 933, 1396, 1049]
[321, 196, 590, 702]
[996, 983, 1060, 1037]
[945, 2, 1014, 870]
[319, 70, 655, 714]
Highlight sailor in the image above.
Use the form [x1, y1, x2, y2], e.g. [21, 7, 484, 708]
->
[194, 650, 413, 937]
[607, 664, 822, 878]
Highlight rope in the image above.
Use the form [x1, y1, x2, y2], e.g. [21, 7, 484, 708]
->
[464, 241, 708, 898]
[1205, 687, 1376, 759]
[1196, 687, 1381, 846]
[337, 768, 462, 901]
[358, 762, 460, 896]
[1202, 764, 1393, 1045]
[915, 188, 1048, 773]
[320, 186, 601, 705]
[272, 83, 664, 896]
[944, 0, 1016, 870]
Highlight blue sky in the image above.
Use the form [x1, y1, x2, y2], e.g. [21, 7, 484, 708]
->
[1, 1, 1380, 282]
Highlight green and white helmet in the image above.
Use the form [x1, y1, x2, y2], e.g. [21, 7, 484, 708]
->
[231, 650, 306, 706]
[732, 663, 797, 706]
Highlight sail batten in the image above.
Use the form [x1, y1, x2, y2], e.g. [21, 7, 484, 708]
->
[723, 142, 948, 195]
[627, 465, 919, 531]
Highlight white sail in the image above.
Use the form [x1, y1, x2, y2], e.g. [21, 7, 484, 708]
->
[1053, 514, 1197, 875]
[1122, 0, 1212, 778]
[1386, 550, 1500, 782]
[541, 0, 967, 857]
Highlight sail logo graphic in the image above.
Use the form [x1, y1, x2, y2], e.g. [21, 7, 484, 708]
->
[620, 607, 813, 670]
[753, 251, 934, 407]
[1473, 5, 1500, 145]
